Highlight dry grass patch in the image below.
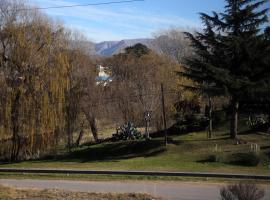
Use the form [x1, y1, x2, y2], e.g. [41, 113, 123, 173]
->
[0, 185, 161, 200]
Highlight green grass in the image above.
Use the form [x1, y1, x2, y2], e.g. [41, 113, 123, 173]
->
[1, 129, 270, 175]
[2, 172, 270, 185]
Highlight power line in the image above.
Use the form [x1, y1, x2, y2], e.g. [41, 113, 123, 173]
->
[17, 0, 145, 11]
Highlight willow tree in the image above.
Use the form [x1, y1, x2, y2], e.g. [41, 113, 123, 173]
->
[64, 38, 98, 147]
[0, 0, 69, 160]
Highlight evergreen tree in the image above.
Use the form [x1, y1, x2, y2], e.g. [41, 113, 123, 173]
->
[125, 43, 150, 57]
[184, 0, 269, 139]
[240, 26, 270, 124]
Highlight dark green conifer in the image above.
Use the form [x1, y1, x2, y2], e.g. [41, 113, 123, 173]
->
[183, 0, 269, 138]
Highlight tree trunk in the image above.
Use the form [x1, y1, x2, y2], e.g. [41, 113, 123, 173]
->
[66, 118, 72, 152]
[267, 114, 270, 133]
[83, 111, 99, 142]
[208, 97, 213, 138]
[230, 98, 239, 139]
[75, 128, 84, 147]
[85, 114, 98, 142]
[89, 116, 98, 142]
[145, 120, 150, 139]
[10, 90, 21, 161]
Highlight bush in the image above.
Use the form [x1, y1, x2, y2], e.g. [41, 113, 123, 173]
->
[227, 152, 260, 166]
[207, 153, 223, 162]
[247, 115, 270, 131]
[220, 182, 265, 200]
[170, 114, 208, 134]
[112, 122, 142, 141]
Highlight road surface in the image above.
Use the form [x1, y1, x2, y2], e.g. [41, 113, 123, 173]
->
[0, 179, 270, 200]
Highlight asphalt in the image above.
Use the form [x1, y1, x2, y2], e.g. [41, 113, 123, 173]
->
[0, 179, 270, 200]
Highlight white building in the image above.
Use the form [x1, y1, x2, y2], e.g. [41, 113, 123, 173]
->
[96, 65, 112, 86]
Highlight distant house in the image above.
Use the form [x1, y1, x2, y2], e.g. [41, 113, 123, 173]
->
[96, 65, 112, 86]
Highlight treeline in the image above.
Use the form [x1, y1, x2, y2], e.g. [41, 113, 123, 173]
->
[1, 0, 269, 162]
[0, 0, 99, 160]
[182, 0, 270, 139]
[0, 0, 193, 161]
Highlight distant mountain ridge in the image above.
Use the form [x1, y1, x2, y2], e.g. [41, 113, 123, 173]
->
[95, 38, 156, 56]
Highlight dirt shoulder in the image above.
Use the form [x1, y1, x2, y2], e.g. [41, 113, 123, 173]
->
[0, 185, 161, 200]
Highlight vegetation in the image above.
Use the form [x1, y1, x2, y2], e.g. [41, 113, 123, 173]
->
[0, 185, 159, 200]
[2, 123, 270, 175]
[153, 28, 193, 64]
[220, 182, 265, 200]
[0, 1, 269, 188]
[112, 122, 142, 141]
[227, 152, 261, 167]
[103, 43, 182, 130]
[183, 0, 270, 139]
[0, 1, 180, 161]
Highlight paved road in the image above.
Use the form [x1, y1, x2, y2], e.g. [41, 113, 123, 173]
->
[0, 179, 270, 200]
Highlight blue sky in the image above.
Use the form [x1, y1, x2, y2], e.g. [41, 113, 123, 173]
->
[28, 0, 269, 42]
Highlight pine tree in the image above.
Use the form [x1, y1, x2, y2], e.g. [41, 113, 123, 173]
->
[180, 22, 225, 138]
[240, 26, 270, 125]
[125, 43, 150, 57]
[184, 0, 269, 139]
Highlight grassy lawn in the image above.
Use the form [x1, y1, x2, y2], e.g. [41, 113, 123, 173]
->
[1, 128, 270, 175]
[0, 185, 159, 200]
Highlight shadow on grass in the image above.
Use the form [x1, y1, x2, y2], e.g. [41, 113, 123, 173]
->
[66, 140, 167, 163]
[197, 159, 215, 163]
[150, 128, 231, 143]
[0, 140, 167, 165]
[238, 129, 260, 135]
[261, 145, 270, 150]
[186, 137, 232, 142]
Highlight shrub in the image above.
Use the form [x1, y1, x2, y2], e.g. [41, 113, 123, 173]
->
[170, 114, 208, 134]
[112, 122, 142, 141]
[247, 115, 270, 132]
[227, 152, 260, 166]
[207, 153, 223, 162]
[220, 182, 265, 200]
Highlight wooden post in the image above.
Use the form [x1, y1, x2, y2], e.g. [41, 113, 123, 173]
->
[208, 96, 213, 138]
[161, 84, 167, 146]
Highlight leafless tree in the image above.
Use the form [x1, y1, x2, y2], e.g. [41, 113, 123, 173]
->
[105, 44, 181, 134]
[153, 28, 194, 64]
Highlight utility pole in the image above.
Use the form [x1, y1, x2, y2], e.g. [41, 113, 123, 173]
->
[161, 83, 167, 146]
[208, 96, 213, 138]
[144, 111, 151, 140]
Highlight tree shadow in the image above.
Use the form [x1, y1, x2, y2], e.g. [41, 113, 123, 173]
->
[66, 140, 167, 163]
[196, 159, 215, 163]
[238, 128, 269, 136]
[0, 140, 167, 165]
[150, 127, 231, 143]
[238, 129, 257, 135]
[149, 126, 195, 138]
[186, 137, 231, 142]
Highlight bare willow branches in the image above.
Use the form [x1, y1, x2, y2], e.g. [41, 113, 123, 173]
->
[0, 0, 96, 160]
